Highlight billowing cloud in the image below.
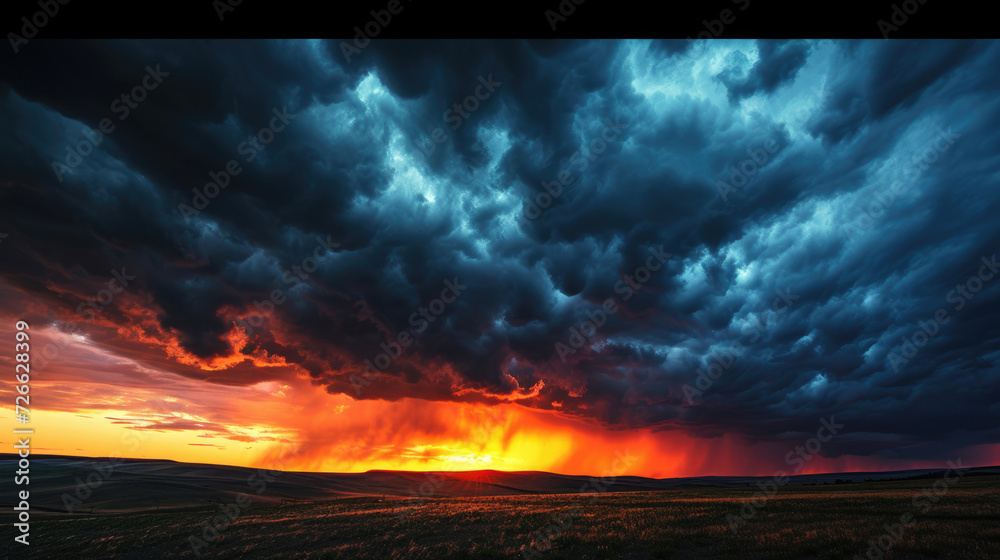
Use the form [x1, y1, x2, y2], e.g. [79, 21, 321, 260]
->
[1, 39, 998, 471]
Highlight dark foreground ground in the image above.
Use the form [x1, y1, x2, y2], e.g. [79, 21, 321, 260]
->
[7, 475, 1000, 560]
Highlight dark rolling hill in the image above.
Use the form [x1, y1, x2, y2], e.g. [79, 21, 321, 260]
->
[3, 454, 997, 518]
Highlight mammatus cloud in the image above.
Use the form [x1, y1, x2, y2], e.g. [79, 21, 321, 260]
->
[1, 39, 998, 468]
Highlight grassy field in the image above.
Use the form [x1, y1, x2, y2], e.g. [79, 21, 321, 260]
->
[11, 475, 1000, 559]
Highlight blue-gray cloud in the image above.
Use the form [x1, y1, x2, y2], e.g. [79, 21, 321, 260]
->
[1, 39, 998, 463]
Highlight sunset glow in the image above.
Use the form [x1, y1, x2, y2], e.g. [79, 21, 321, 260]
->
[4, 321, 997, 478]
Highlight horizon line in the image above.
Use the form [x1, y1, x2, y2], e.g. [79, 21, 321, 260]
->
[6, 452, 993, 480]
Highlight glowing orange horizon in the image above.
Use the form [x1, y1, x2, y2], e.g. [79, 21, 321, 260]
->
[3, 322, 998, 480]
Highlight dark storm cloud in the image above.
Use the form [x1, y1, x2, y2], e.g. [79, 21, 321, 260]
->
[719, 40, 811, 102]
[2, 39, 999, 463]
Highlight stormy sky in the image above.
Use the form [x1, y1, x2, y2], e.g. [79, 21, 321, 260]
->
[1, 39, 998, 473]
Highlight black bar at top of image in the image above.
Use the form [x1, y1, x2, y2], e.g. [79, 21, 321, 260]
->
[0, 0, 995, 42]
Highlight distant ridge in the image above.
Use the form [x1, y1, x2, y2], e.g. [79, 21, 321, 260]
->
[3, 454, 997, 518]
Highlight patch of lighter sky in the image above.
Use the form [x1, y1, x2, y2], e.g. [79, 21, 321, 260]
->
[738, 40, 838, 144]
[786, 371, 828, 402]
[627, 39, 759, 111]
[350, 71, 532, 261]
[304, 39, 337, 74]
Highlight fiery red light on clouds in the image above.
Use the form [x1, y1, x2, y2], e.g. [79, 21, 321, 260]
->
[1, 294, 997, 479]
